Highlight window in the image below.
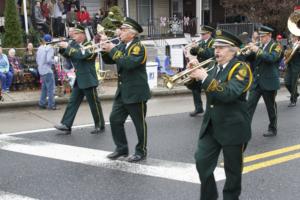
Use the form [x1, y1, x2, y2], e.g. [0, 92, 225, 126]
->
[137, 0, 152, 25]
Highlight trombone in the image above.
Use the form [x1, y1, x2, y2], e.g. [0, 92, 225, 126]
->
[162, 57, 215, 89]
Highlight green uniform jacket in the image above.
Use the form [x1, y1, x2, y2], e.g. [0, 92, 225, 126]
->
[59, 40, 98, 89]
[245, 40, 282, 91]
[190, 37, 215, 61]
[101, 37, 151, 104]
[200, 58, 253, 145]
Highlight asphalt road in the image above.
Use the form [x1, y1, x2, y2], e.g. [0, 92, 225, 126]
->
[0, 91, 300, 200]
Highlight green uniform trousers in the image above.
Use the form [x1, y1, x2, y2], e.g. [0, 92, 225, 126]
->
[192, 84, 204, 112]
[194, 129, 244, 200]
[61, 85, 105, 128]
[284, 68, 300, 103]
[248, 86, 277, 131]
[109, 96, 147, 156]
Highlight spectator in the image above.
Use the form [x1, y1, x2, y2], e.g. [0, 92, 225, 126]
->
[8, 48, 24, 91]
[64, 0, 80, 13]
[41, 0, 51, 22]
[36, 34, 57, 110]
[51, 0, 64, 37]
[23, 43, 39, 85]
[0, 46, 13, 93]
[34, 0, 49, 34]
[66, 4, 77, 26]
[92, 9, 103, 34]
[251, 30, 259, 44]
[76, 6, 90, 25]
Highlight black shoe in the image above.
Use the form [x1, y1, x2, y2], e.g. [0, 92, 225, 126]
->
[48, 106, 60, 110]
[90, 126, 105, 134]
[54, 124, 71, 134]
[107, 151, 128, 160]
[127, 154, 146, 162]
[189, 109, 204, 117]
[288, 102, 296, 107]
[38, 105, 47, 109]
[263, 129, 277, 137]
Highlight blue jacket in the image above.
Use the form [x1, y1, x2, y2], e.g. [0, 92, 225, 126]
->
[0, 53, 10, 73]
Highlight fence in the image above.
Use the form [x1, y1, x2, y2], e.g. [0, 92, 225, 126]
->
[217, 23, 261, 37]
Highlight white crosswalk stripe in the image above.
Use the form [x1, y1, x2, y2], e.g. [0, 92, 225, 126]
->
[0, 135, 226, 185]
[0, 191, 39, 200]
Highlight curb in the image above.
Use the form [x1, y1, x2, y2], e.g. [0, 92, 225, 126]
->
[0, 86, 191, 109]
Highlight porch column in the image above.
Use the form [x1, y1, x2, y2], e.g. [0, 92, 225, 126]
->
[23, 0, 28, 34]
[125, 0, 129, 17]
[196, 0, 202, 34]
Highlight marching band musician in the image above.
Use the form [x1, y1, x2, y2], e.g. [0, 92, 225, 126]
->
[243, 25, 282, 137]
[284, 34, 300, 107]
[100, 17, 151, 162]
[54, 24, 105, 135]
[189, 30, 252, 200]
[187, 25, 215, 117]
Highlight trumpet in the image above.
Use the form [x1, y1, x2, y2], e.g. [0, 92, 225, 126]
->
[184, 39, 201, 50]
[46, 38, 69, 46]
[237, 42, 260, 56]
[162, 57, 215, 89]
[81, 37, 121, 53]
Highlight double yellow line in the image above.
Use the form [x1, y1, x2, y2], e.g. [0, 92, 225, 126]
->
[242, 144, 300, 173]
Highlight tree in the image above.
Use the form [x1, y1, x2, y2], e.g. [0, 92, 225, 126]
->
[3, 0, 24, 48]
[220, 0, 296, 34]
[101, 6, 123, 37]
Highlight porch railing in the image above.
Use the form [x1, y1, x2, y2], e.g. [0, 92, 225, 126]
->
[147, 16, 198, 39]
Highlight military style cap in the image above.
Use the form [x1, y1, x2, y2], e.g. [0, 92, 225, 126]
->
[121, 17, 143, 33]
[259, 25, 274, 36]
[213, 29, 243, 47]
[74, 24, 85, 33]
[199, 25, 215, 34]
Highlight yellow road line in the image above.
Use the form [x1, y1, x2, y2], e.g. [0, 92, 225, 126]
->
[243, 152, 300, 173]
[244, 144, 300, 163]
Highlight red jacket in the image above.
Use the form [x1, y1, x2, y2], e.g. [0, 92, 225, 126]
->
[76, 11, 90, 23]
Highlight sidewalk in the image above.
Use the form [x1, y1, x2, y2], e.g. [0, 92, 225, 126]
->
[0, 79, 191, 109]
[0, 77, 289, 109]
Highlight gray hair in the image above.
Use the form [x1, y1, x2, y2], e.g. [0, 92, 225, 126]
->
[8, 48, 16, 56]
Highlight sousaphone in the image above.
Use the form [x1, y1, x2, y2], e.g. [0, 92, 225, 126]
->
[285, 11, 300, 64]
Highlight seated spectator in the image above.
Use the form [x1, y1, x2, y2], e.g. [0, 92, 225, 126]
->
[8, 48, 24, 90]
[22, 43, 39, 84]
[34, 0, 49, 34]
[0, 46, 13, 93]
[76, 6, 90, 25]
